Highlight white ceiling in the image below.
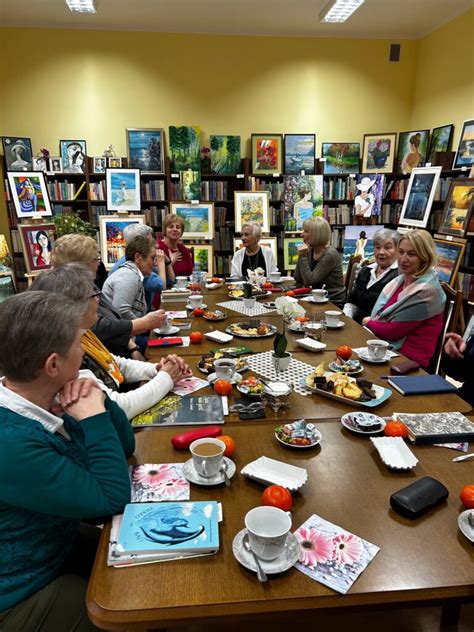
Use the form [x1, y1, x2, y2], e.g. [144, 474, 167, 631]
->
[0, 0, 473, 39]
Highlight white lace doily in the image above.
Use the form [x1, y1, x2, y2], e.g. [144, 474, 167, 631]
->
[246, 351, 314, 396]
[216, 300, 277, 317]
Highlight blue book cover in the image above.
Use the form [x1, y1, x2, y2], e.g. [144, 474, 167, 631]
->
[387, 374, 457, 396]
[116, 501, 220, 556]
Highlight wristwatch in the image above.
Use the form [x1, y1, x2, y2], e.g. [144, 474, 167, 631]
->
[129, 346, 140, 354]
[165, 258, 172, 265]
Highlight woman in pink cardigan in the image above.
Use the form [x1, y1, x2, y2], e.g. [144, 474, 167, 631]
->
[362, 230, 445, 368]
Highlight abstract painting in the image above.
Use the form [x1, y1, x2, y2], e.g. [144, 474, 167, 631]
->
[126, 128, 165, 174]
[362, 133, 397, 174]
[395, 129, 430, 174]
[427, 124, 454, 164]
[99, 215, 145, 269]
[284, 134, 315, 175]
[106, 168, 141, 212]
[321, 142, 360, 175]
[169, 125, 201, 172]
[18, 222, 55, 274]
[453, 119, 474, 169]
[59, 139, 87, 173]
[2, 136, 33, 171]
[281, 175, 324, 232]
[7, 172, 53, 219]
[399, 166, 442, 228]
[210, 135, 241, 175]
[251, 134, 283, 175]
[234, 191, 270, 233]
[169, 202, 214, 240]
[437, 179, 474, 238]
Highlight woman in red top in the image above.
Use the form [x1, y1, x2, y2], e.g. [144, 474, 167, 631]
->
[157, 214, 193, 282]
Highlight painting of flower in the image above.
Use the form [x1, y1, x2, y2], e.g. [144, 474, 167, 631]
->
[362, 133, 397, 174]
[251, 134, 283, 175]
[294, 514, 380, 594]
[234, 191, 270, 233]
[210, 135, 241, 175]
[130, 463, 190, 502]
[321, 142, 360, 175]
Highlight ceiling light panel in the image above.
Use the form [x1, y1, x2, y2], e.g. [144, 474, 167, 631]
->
[319, 0, 364, 23]
[65, 0, 97, 13]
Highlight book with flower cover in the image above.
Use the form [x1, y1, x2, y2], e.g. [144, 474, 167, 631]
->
[111, 501, 220, 563]
[294, 514, 380, 594]
[393, 411, 474, 445]
[129, 464, 190, 502]
[131, 394, 224, 427]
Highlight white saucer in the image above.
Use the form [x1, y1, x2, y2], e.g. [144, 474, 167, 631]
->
[356, 349, 389, 363]
[207, 372, 242, 385]
[458, 509, 474, 543]
[183, 457, 236, 486]
[341, 412, 386, 435]
[232, 529, 300, 574]
[324, 320, 345, 329]
[154, 325, 180, 335]
[186, 303, 208, 310]
[305, 297, 329, 304]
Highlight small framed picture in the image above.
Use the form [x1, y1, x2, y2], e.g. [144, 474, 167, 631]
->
[59, 139, 87, 173]
[398, 166, 442, 228]
[93, 157, 107, 174]
[99, 215, 145, 269]
[0, 273, 16, 303]
[2, 136, 33, 171]
[437, 179, 474, 238]
[32, 156, 48, 172]
[18, 222, 56, 274]
[126, 128, 165, 174]
[251, 134, 284, 175]
[321, 142, 360, 175]
[6, 172, 53, 219]
[188, 244, 214, 276]
[169, 202, 214, 240]
[395, 129, 430, 174]
[433, 237, 466, 286]
[48, 157, 62, 173]
[106, 168, 141, 212]
[233, 236, 277, 261]
[283, 237, 305, 271]
[284, 134, 315, 175]
[361, 132, 397, 174]
[463, 313, 474, 342]
[427, 124, 454, 164]
[234, 190, 270, 233]
[108, 157, 122, 168]
[453, 119, 474, 170]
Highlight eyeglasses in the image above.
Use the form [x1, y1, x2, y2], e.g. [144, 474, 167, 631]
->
[93, 255, 101, 261]
[90, 290, 101, 299]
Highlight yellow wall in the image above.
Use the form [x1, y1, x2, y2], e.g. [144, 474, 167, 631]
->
[410, 8, 474, 146]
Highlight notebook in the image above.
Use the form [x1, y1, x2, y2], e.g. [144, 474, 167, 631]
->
[387, 374, 457, 396]
[393, 412, 474, 445]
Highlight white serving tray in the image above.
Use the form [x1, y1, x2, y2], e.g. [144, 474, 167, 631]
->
[240, 456, 308, 491]
[204, 330, 234, 343]
[296, 337, 327, 352]
[370, 437, 418, 470]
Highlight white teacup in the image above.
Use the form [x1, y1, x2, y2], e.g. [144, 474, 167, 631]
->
[189, 294, 203, 308]
[367, 339, 390, 360]
[312, 289, 328, 302]
[159, 315, 172, 334]
[189, 438, 225, 478]
[325, 310, 342, 326]
[176, 276, 188, 289]
[269, 271, 282, 283]
[214, 358, 236, 381]
[245, 506, 292, 561]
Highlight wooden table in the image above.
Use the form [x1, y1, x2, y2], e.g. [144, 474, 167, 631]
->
[87, 287, 474, 630]
[87, 422, 474, 630]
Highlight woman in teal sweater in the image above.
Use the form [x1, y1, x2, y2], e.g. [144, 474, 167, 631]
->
[0, 292, 134, 631]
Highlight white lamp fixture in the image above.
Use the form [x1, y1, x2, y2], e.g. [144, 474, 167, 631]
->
[65, 0, 97, 13]
[319, 0, 364, 23]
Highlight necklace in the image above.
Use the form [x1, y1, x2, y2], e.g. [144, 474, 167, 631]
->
[245, 248, 260, 272]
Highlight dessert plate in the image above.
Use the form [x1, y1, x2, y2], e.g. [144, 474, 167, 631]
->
[207, 372, 242, 385]
[341, 412, 386, 435]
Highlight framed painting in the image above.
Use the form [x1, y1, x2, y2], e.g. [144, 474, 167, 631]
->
[361, 133, 397, 174]
[395, 129, 430, 174]
[188, 244, 214, 276]
[59, 140, 87, 174]
[284, 134, 315, 175]
[433, 238, 465, 286]
[210, 135, 241, 175]
[321, 142, 360, 175]
[169, 202, 214, 240]
[106, 168, 141, 212]
[7, 172, 53, 219]
[0, 273, 16, 303]
[463, 313, 474, 342]
[437, 179, 474, 238]
[0, 234, 13, 273]
[99, 215, 145, 269]
[93, 157, 107, 174]
[18, 222, 55, 274]
[251, 134, 284, 175]
[234, 191, 270, 233]
[453, 119, 474, 169]
[398, 166, 442, 228]
[233, 236, 277, 261]
[169, 125, 201, 172]
[281, 175, 323, 232]
[179, 170, 201, 201]
[342, 224, 384, 274]
[283, 237, 304, 271]
[108, 157, 122, 168]
[2, 136, 33, 171]
[32, 156, 48, 172]
[49, 156, 62, 173]
[427, 124, 454, 164]
[354, 174, 385, 218]
[126, 128, 165, 174]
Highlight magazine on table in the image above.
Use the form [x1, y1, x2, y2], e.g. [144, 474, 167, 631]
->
[131, 394, 225, 427]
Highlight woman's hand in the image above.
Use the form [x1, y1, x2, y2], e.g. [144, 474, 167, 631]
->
[444, 332, 466, 360]
[155, 250, 166, 264]
[158, 355, 192, 384]
[297, 243, 309, 255]
[58, 378, 106, 421]
[362, 316, 371, 326]
[170, 250, 183, 265]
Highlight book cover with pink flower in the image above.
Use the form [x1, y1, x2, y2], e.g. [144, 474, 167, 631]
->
[129, 464, 190, 502]
[294, 514, 380, 594]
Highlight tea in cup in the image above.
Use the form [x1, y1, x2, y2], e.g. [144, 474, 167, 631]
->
[189, 294, 204, 308]
[325, 310, 342, 327]
[189, 438, 225, 478]
[367, 339, 390, 360]
[269, 271, 282, 283]
[176, 276, 188, 289]
[214, 358, 236, 381]
[312, 289, 328, 302]
[245, 506, 292, 561]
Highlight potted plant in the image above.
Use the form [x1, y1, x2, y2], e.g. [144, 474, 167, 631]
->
[242, 282, 256, 309]
[272, 331, 292, 373]
[53, 212, 96, 238]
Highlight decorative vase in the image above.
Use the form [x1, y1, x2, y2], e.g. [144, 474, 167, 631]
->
[272, 352, 292, 373]
[373, 153, 388, 168]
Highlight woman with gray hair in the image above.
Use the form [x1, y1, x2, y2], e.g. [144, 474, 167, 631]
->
[32, 264, 192, 420]
[0, 291, 133, 631]
[343, 228, 400, 323]
[230, 222, 279, 278]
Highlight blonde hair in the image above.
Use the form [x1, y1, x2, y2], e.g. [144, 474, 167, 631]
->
[303, 217, 331, 248]
[52, 234, 98, 267]
[163, 214, 185, 235]
[398, 229, 437, 278]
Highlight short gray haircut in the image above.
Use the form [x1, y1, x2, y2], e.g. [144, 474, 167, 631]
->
[373, 228, 400, 247]
[123, 223, 153, 245]
[0, 292, 82, 382]
[31, 263, 94, 309]
[241, 222, 262, 240]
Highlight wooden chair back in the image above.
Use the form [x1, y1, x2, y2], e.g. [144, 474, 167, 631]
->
[344, 254, 362, 292]
[429, 283, 464, 374]
[441, 282, 464, 333]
